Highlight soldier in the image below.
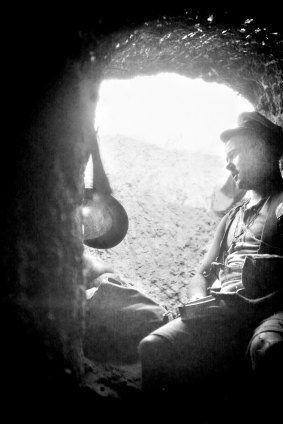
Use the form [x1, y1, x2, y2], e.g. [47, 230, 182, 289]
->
[139, 112, 283, 414]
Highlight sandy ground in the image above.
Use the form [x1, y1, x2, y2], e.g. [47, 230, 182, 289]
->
[83, 134, 225, 399]
[87, 135, 225, 306]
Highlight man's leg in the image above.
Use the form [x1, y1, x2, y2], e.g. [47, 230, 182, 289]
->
[139, 308, 252, 401]
[138, 334, 176, 394]
[243, 312, 283, 422]
[248, 312, 283, 383]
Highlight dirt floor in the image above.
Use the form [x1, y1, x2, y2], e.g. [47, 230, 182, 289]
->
[83, 134, 225, 401]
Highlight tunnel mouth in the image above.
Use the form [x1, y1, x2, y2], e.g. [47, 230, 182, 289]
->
[82, 12, 282, 308]
[87, 12, 282, 120]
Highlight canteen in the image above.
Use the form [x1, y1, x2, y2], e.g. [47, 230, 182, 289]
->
[82, 191, 129, 249]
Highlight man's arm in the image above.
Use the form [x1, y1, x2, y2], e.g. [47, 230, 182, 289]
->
[186, 214, 228, 301]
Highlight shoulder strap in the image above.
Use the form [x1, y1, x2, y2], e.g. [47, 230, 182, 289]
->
[216, 200, 246, 263]
[224, 200, 248, 234]
[259, 191, 283, 254]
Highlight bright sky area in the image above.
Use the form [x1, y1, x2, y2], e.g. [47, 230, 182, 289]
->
[85, 73, 254, 186]
[94, 72, 254, 156]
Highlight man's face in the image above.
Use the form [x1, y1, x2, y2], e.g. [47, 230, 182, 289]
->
[225, 133, 275, 190]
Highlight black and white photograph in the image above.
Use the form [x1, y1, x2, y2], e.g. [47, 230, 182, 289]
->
[2, 3, 283, 422]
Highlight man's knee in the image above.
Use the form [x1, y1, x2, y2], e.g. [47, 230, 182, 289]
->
[249, 331, 283, 376]
[138, 334, 174, 391]
[139, 334, 170, 362]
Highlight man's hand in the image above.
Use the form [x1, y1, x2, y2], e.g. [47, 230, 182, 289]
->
[83, 252, 114, 288]
[186, 273, 208, 301]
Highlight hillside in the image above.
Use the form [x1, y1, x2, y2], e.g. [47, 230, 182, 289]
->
[85, 134, 225, 309]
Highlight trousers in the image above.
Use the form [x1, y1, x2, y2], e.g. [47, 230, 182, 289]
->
[139, 305, 283, 393]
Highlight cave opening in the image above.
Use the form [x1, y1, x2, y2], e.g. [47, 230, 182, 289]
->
[82, 12, 282, 308]
[83, 72, 255, 306]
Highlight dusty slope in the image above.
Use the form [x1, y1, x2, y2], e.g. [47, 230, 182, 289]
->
[86, 134, 224, 309]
